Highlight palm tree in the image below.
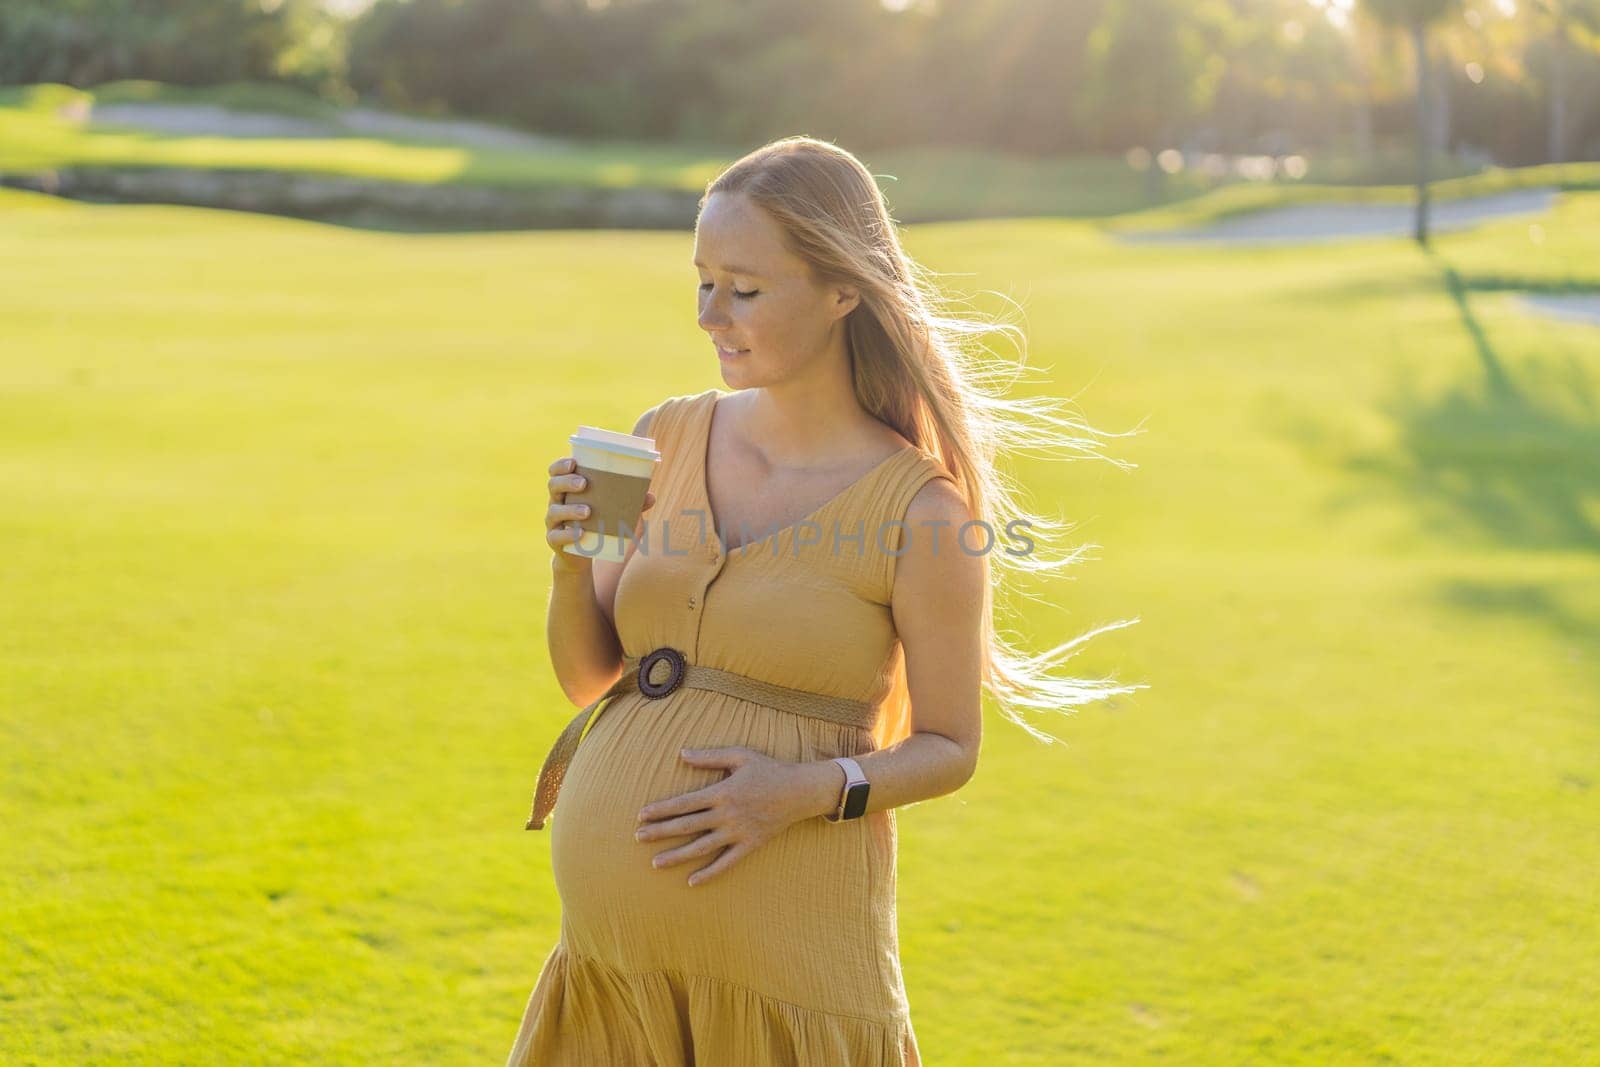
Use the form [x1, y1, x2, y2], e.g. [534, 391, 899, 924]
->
[1360, 0, 1465, 243]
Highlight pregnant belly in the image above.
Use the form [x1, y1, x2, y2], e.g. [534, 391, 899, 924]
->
[548, 692, 720, 940]
[545, 689, 896, 992]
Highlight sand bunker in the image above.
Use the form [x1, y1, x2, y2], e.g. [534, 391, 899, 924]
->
[1118, 186, 1560, 245]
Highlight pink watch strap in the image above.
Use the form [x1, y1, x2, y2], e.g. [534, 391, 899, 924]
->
[828, 756, 868, 821]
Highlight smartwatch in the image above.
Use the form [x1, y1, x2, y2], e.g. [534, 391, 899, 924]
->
[826, 756, 870, 822]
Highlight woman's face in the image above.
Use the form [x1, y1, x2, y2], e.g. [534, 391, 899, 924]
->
[693, 191, 858, 384]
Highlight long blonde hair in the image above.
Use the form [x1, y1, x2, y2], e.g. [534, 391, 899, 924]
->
[702, 136, 1148, 750]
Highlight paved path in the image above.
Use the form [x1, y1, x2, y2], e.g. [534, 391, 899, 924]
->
[1116, 186, 1560, 245]
[1513, 293, 1600, 327]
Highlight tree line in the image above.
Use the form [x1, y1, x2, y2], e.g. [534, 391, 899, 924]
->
[3, 0, 1597, 165]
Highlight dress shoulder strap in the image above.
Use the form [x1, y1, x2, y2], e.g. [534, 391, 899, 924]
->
[637, 389, 714, 475]
[640, 389, 704, 451]
[632, 390, 717, 546]
[862, 448, 959, 602]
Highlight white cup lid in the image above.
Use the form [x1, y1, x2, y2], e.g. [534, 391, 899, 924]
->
[570, 426, 660, 461]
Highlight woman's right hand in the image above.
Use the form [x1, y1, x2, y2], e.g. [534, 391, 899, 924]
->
[546, 456, 655, 575]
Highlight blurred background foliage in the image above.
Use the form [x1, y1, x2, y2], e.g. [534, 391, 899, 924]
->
[1, 0, 1596, 168]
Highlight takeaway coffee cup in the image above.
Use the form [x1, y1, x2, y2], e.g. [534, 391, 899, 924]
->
[561, 425, 660, 563]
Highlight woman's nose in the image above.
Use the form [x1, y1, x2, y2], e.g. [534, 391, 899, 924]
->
[698, 303, 730, 332]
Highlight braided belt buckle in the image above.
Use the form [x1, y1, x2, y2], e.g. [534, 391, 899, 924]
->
[637, 646, 687, 699]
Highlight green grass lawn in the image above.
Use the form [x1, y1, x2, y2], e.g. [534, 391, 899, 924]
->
[1, 185, 1597, 1064]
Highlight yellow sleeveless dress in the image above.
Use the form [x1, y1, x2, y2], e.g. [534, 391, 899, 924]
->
[507, 388, 952, 1066]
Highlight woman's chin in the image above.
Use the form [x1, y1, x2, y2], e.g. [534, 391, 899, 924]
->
[717, 353, 755, 382]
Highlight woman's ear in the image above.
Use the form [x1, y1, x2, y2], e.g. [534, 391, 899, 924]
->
[833, 284, 861, 319]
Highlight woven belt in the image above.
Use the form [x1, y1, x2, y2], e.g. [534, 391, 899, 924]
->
[524, 645, 878, 830]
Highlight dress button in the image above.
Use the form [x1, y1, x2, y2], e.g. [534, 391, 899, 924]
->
[687, 594, 697, 609]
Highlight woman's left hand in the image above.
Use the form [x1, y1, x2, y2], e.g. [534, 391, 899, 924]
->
[635, 747, 814, 887]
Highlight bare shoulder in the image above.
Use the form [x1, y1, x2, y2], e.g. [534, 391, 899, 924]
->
[903, 470, 967, 525]
[890, 470, 986, 765]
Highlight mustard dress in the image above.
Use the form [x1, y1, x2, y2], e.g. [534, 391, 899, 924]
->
[507, 388, 952, 1067]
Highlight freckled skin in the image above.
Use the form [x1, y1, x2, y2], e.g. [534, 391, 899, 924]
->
[692, 191, 858, 391]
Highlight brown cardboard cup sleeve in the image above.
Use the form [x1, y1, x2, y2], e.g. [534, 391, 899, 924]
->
[568, 464, 653, 540]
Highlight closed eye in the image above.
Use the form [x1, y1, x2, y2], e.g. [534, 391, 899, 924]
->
[700, 283, 759, 299]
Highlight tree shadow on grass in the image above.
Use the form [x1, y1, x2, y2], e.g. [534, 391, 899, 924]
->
[1280, 246, 1600, 698]
[1400, 249, 1600, 552]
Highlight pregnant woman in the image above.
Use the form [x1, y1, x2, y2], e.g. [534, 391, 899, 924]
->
[507, 136, 1142, 1066]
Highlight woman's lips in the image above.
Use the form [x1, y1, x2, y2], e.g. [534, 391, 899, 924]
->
[716, 344, 749, 359]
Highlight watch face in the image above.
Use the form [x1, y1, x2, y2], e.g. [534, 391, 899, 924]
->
[842, 781, 870, 820]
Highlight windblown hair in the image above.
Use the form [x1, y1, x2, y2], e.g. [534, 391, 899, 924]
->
[703, 135, 1147, 751]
